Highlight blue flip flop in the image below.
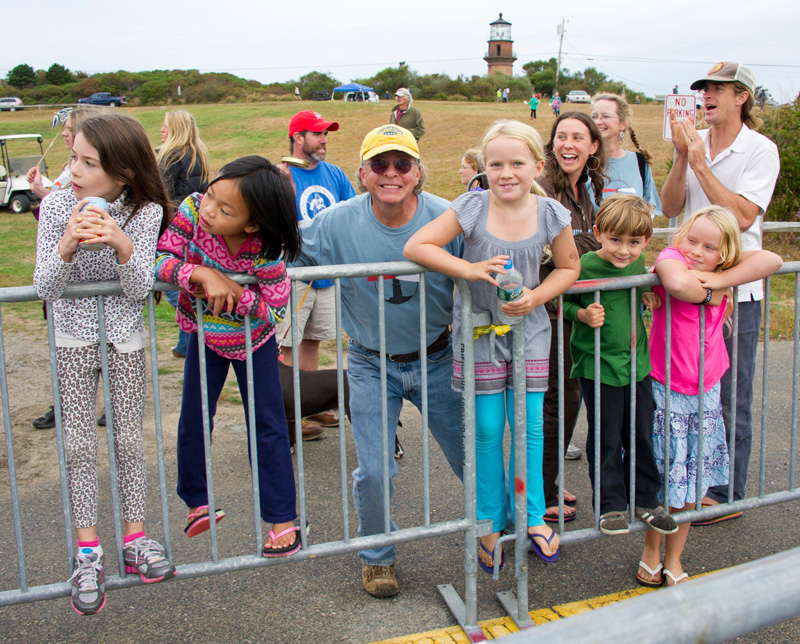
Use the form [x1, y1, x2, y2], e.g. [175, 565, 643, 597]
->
[478, 540, 504, 574]
[529, 529, 560, 563]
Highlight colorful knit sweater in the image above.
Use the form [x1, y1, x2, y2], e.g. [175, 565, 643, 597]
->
[155, 193, 290, 360]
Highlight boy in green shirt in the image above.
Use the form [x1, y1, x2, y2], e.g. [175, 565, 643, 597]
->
[564, 195, 677, 566]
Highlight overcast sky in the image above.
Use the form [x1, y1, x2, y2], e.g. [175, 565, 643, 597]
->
[3, 0, 799, 101]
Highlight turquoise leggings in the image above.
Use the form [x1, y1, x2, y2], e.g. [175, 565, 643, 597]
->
[475, 390, 546, 533]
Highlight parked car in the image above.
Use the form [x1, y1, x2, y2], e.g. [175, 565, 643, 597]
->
[312, 90, 332, 101]
[78, 92, 127, 107]
[0, 97, 24, 112]
[0, 134, 54, 213]
[566, 90, 591, 104]
[344, 90, 379, 103]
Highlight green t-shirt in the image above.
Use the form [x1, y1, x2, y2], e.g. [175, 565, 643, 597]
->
[563, 252, 651, 386]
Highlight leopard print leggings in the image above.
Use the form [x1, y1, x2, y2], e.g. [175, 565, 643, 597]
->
[56, 345, 147, 529]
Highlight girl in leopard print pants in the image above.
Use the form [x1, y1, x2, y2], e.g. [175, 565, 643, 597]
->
[34, 112, 175, 614]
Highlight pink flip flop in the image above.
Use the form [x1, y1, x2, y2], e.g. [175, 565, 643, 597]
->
[262, 525, 302, 558]
[184, 505, 226, 538]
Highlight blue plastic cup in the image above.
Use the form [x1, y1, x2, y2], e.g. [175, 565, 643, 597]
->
[79, 197, 108, 251]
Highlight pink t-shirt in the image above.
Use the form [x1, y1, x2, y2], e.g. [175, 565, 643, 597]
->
[649, 247, 729, 395]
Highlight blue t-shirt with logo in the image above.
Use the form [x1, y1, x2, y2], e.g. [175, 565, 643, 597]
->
[289, 161, 356, 287]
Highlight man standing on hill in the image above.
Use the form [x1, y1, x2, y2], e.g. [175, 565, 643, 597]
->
[389, 88, 425, 142]
[661, 62, 780, 523]
[277, 111, 356, 433]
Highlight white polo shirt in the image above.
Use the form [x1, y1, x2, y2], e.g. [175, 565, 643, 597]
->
[685, 124, 780, 301]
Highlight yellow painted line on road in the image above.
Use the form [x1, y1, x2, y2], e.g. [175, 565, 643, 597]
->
[370, 572, 718, 643]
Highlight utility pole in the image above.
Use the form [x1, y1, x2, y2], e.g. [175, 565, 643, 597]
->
[555, 17, 566, 95]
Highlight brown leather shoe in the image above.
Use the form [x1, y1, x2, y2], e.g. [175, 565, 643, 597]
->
[361, 563, 398, 598]
[306, 410, 339, 427]
[301, 420, 324, 441]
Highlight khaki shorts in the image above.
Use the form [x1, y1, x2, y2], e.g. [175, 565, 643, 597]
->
[276, 284, 336, 347]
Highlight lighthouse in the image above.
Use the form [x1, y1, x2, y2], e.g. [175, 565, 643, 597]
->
[484, 13, 517, 75]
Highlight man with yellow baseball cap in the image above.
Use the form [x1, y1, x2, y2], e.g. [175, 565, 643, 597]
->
[291, 124, 464, 597]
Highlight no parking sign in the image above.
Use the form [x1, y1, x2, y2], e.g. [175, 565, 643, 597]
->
[663, 95, 697, 140]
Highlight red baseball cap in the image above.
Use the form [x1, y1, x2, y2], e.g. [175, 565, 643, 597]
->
[288, 111, 340, 137]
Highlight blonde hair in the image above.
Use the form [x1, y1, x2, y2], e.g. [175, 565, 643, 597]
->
[595, 194, 653, 238]
[156, 110, 209, 184]
[734, 81, 763, 130]
[592, 92, 652, 164]
[65, 106, 100, 136]
[480, 119, 546, 196]
[672, 205, 742, 271]
[462, 147, 484, 174]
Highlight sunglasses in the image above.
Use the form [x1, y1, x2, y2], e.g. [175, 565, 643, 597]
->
[365, 158, 416, 175]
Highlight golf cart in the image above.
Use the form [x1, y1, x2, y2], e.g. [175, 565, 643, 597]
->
[0, 134, 53, 213]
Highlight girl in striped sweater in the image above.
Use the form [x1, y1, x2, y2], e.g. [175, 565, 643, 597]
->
[155, 156, 302, 557]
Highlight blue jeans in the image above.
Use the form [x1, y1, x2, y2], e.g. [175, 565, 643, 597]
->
[164, 289, 189, 357]
[708, 299, 762, 503]
[475, 390, 546, 532]
[347, 339, 464, 566]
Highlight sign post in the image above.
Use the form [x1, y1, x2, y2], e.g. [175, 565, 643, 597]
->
[663, 95, 697, 141]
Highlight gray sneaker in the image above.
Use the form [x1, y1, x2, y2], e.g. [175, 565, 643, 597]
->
[69, 548, 106, 615]
[123, 537, 176, 583]
[599, 511, 630, 535]
[636, 506, 679, 535]
[565, 441, 582, 460]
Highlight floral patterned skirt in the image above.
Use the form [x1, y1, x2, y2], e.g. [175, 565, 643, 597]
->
[652, 380, 729, 508]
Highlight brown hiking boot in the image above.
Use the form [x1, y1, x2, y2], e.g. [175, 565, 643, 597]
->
[361, 563, 398, 598]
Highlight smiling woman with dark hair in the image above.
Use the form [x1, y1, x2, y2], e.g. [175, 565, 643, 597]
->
[538, 111, 607, 524]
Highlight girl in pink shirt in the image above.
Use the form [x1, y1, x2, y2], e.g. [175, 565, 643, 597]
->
[156, 156, 303, 558]
[638, 205, 781, 587]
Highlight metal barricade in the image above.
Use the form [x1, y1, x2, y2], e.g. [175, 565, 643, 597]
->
[1, 257, 799, 642]
[0, 263, 476, 614]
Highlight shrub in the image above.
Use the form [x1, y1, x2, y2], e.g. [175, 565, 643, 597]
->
[761, 100, 800, 222]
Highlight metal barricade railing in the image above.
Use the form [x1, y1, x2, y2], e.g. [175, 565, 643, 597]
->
[0, 262, 476, 613]
[1, 257, 799, 641]
[455, 259, 800, 640]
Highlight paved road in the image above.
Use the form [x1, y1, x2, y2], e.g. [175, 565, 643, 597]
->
[1, 341, 799, 643]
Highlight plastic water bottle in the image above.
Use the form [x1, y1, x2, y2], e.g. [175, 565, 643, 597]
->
[496, 258, 523, 325]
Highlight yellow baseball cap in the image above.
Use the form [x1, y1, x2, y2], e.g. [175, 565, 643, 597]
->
[360, 125, 420, 161]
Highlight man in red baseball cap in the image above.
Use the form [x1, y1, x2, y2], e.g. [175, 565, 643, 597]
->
[276, 111, 356, 434]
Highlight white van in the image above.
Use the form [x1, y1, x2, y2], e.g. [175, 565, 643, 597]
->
[344, 90, 379, 103]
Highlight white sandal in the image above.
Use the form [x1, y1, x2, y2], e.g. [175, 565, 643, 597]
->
[664, 569, 689, 586]
[636, 560, 664, 587]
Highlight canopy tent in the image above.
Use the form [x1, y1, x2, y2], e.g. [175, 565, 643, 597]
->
[332, 82, 374, 93]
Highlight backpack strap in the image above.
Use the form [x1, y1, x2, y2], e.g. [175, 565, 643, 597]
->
[635, 151, 647, 187]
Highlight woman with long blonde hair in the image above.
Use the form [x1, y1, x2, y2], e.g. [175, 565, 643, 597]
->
[157, 110, 210, 205]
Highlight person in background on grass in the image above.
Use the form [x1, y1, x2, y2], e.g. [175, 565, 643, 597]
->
[291, 125, 464, 598]
[660, 61, 780, 526]
[29, 106, 100, 431]
[155, 156, 304, 559]
[156, 110, 210, 359]
[405, 119, 579, 573]
[639, 206, 781, 586]
[276, 110, 356, 439]
[538, 112, 607, 524]
[458, 147, 488, 191]
[34, 112, 176, 615]
[529, 93, 540, 120]
[390, 88, 425, 142]
[589, 93, 662, 216]
[550, 92, 562, 117]
[563, 194, 678, 544]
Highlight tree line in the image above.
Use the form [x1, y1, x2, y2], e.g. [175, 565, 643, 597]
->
[2, 61, 649, 106]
